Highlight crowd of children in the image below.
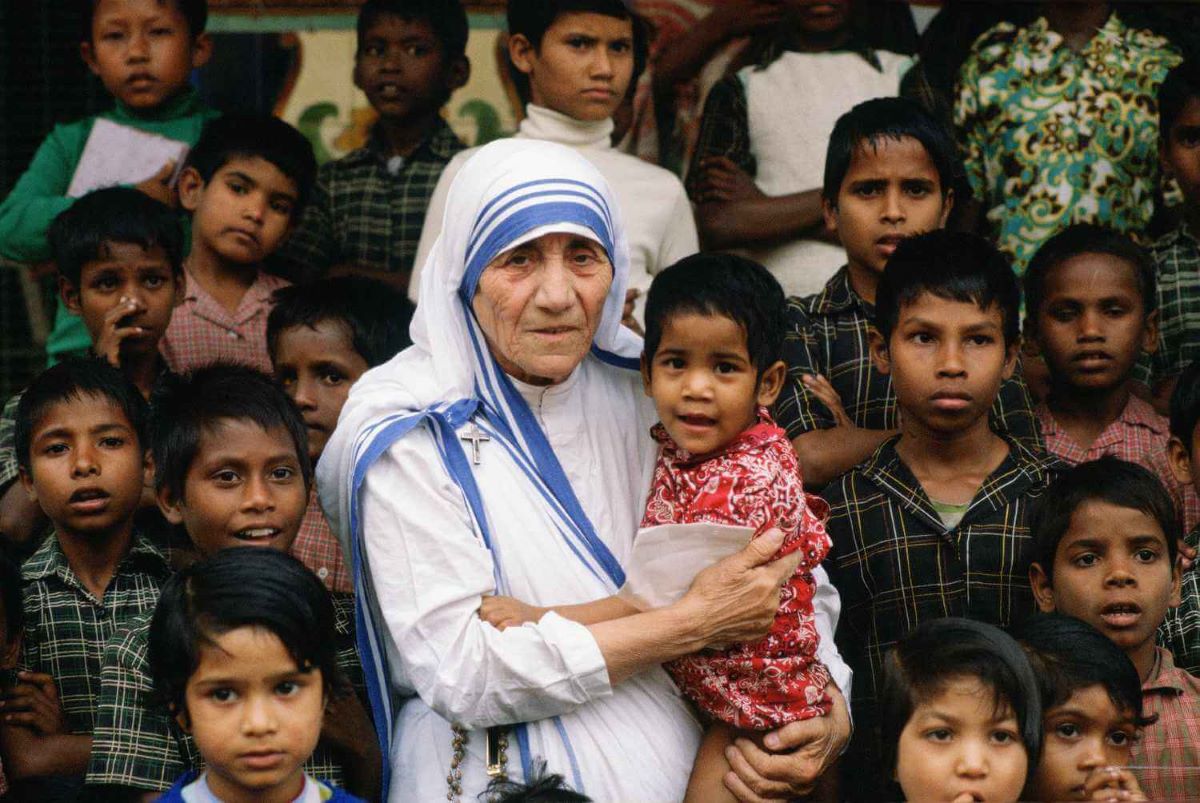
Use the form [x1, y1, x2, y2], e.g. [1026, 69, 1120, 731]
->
[1, 0, 1200, 801]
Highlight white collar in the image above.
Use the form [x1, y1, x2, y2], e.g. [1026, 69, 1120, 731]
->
[518, 104, 614, 151]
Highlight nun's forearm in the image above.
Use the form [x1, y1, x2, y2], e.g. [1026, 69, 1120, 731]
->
[588, 604, 709, 685]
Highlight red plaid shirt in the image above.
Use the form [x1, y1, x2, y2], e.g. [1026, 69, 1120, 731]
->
[159, 269, 288, 375]
[1036, 396, 1199, 532]
[1131, 647, 1200, 801]
[291, 487, 351, 594]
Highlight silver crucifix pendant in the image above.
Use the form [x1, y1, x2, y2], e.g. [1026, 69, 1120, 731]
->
[460, 423, 490, 465]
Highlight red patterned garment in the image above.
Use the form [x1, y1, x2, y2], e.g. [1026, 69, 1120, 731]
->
[643, 408, 832, 729]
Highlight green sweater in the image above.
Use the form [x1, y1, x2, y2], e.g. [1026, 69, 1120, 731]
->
[0, 89, 218, 360]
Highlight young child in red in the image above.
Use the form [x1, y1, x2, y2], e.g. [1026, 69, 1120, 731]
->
[481, 253, 832, 802]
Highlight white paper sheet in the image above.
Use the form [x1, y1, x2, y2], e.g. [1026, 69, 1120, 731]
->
[67, 119, 190, 198]
[617, 523, 754, 611]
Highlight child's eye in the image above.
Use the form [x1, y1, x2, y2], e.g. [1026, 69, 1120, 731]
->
[966, 334, 994, 346]
[1102, 302, 1131, 317]
[660, 357, 685, 370]
[610, 40, 632, 54]
[270, 466, 297, 481]
[144, 274, 167, 289]
[99, 436, 125, 449]
[212, 469, 240, 484]
[910, 332, 935, 344]
[275, 680, 300, 696]
[270, 200, 294, 216]
[210, 687, 237, 703]
[150, 26, 174, 37]
[991, 729, 1017, 745]
[1134, 548, 1159, 562]
[319, 370, 346, 386]
[1109, 729, 1131, 746]
[94, 276, 120, 291]
[714, 361, 738, 375]
[566, 36, 591, 50]
[924, 728, 953, 742]
[101, 30, 126, 42]
[405, 44, 431, 57]
[1055, 722, 1081, 739]
[43, 443, 69, 456]
[1073, 552, 1100, 568]
[227, 181, 248, 195]
[902, 181, 932, 197]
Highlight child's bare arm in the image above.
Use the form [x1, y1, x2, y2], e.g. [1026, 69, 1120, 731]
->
[0, 671, 90, 777]
[480, 594, 640, 630]
[789, 374, 896, 487]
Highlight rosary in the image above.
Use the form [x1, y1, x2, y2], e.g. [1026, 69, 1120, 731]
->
[447, 724, 509, 800]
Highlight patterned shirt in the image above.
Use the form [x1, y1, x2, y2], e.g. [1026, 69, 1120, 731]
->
[0, 392, 20, 494]
[293, 486, 351, 594]
[19, 530, 169, 734]
[822, 435, 1060, 752]
[1036, 396, 1199, 532]
[280, 120, 464, 287]
[645, 411, 831, 729]
[954, 13, 1181, 272]
[159, 269, 289, 375]
[1161, 525, 1200, 676]
[776, 267, 1041, 446]
[85, 592, 362, 793]
[1137, 221, 1200, 387]
[1131, 647, 1200, 801]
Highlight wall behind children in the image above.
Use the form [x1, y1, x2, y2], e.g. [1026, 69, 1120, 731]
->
[204, 0, 519, 162]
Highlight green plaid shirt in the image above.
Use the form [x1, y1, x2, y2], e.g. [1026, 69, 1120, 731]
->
[85, 592, 363, 793]
[822, 434, 1061, 765]
[1136, 222, 1200, 386]
[0, 392, 20, 494]
[776, 267, 1042, 446]
[1161, 524, 1200, 676]
[280, 120, 465, 285]
[19, 530, 169, 734]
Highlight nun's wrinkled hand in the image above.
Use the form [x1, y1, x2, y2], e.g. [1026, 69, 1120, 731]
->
[480, 595, 546, 631]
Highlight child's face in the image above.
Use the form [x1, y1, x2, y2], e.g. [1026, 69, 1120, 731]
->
[61, 241, 182, 360]
[509, 12, 634, 122]
[1030, 253, 1156, 397]
[273, 321, 370, 464]
[1031, 500, 1181, 668]
[353, 14, 465, 123]
[178, 625, 324, 803]
[1161, 96, 1200, 209]
[1026, 684, 1138, 803]
[824, 136, 952, 280]
[81, 0, 211, 111]
[871, 293, 1016, 437]
[895, 675, 1028, 803]
[789, 0, 851, 36]
[159, 419, 307, 556]
[20, 394, 146, 539]
[641, 312, 785, 457]
[179, 157, 300, 267]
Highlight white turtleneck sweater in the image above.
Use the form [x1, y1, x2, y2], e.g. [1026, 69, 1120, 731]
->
[411, 105, 699, 317]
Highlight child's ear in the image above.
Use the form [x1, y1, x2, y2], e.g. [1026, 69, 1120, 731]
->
[157, 483, 185, 526]
[868, 327, 890, 375]
[177, 167, 206, 213]
[1167, 436, 1194, 487]
[1029, 562, 1058, 614]
[756, 360, 788, 408]
[445, 55, 471, 94]
[1141, 308, 1160, 355]
[507, 33, 537, 77]
[1002, 340, 1019, 381]
[937, 187, 955, 228]
[172, 703, 192, 734]
[59, 275, 83, 314]
[639, 352, 652, 397]
[80, 41, 100, 77]
[821, 196, 839, 237]
[190, 32, 214, 71]
[18, 466, 37, 504]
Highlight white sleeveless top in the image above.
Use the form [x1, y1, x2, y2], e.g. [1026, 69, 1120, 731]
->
[739, 50, 912, 297]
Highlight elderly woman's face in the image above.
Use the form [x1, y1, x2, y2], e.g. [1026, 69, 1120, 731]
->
[472, 231, 612, 386]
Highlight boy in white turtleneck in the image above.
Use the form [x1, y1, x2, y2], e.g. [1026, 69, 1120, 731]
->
[411, 0, 698, 328]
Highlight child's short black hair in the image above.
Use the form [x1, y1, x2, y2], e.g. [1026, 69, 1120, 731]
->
[643, 253, 786, 376]
[48, 186, 184, 288]
[1024, 224, 1156, 323]
[149, 363, 312, 502]
[822, 96, 959, 203]
[148, 548, 342, 716]
[84, 0, 208, 42]
[1019, 614, 1154, 729]
[506, 0, 649, 105]
[15, 357, 149, 475]
[1159, 60, 1200, 139]
[874, 230, 1020, 347]
[357, 0, 469, 61]
[183, 113, 317, 213]
[1031, 457, 1179, 583]
[881, 617, 1042, 780]
[483, 760, 591, 802]
[1170, 360, 1200, 454]
[267, 276, 415, 369]
[0, 554, 22, 647]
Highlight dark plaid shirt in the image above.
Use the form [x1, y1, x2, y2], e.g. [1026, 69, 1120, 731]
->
[280, 120, 465, 285]
[822, 435, 1060, 739]
[0, 392, 18, 494]
[1136, 221, 1200, 387]
[776, 267, 1041, 446]
[85, 592, 363, 793]
[19, 530, 169, 734]
[1161, 524, 1200, 676]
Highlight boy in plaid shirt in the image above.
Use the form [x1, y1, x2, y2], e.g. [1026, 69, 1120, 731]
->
[0, 359, 169, 795]
[84, 365, 379, 800]
[777, 98, 1037, 488]
[267, 277, 414, 593]
[1163, 360, 1200, 675]
[159, 114, 316, 376]
[1024, 224, 1198, 532]
[1030, 458, 1198, 801]
[822, 231, 1059, 802]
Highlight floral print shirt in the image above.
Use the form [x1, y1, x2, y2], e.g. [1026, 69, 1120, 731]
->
[955, 13, 1180, 272]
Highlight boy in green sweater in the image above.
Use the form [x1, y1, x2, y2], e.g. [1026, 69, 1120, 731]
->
[0, 0, 215, 364]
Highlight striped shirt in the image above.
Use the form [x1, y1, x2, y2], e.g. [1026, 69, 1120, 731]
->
[292, 487, 351, 594]
[1161, 525, 1200, 675]
[1137, 222, 1200, 387]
